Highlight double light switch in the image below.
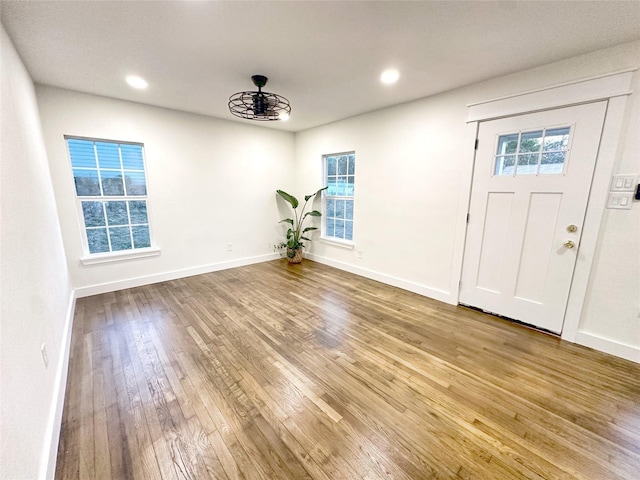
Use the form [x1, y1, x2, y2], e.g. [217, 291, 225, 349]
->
[607, 174, 637, 210]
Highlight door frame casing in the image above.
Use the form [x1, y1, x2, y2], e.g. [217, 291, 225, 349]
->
[450, 69, 636, 343]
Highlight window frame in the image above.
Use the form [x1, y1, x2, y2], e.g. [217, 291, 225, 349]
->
[65, 135, 159, 264]
[321, 151, 355, 247]
[492, 125, 573, 177]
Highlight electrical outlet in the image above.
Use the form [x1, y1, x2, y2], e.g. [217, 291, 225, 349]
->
[41, 343, 49, 369]
[357, 250, 363, 259]
[227, 243, 233, 251]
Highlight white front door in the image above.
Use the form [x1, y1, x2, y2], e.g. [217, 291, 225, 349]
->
[459, 102, 607, 333]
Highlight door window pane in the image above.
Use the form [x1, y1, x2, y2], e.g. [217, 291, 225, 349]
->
[494, 155, 516, 175]
[494, 127, 571, 176]
[496, 134, 518, 155]
[519, 131, 542, 153]
[543, 127, 570, 151]
[516, 154, 540, 175]
[541, 152, 566, 174]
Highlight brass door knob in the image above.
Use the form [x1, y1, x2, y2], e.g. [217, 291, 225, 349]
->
[564, 240, 575, 249]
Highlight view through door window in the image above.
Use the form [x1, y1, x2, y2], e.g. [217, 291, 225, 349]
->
[494, 126, 571, 176]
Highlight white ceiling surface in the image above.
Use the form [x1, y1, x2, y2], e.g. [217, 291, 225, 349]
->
[2, 1, 639, 132]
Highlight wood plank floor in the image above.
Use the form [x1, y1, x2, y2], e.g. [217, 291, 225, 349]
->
[56, 259, 640, 479]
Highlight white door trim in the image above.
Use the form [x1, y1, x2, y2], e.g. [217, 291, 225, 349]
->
[561, 95, 629, 343]
[466, 69, 636, 123]
[453, 71, 634, 345]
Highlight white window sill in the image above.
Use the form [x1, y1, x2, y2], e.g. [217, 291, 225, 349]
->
[319, 237, 355, 249]
[80, 247, 161, 266]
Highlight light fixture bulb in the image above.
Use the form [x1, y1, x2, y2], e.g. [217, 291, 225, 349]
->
[278, 112, 290, 121]
[126, 75, 148, 89]
[380, 69, 400, 85]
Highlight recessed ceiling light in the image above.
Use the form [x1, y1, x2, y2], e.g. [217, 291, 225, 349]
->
[126, 75, 148, 90]
[380, 69, 400, 85]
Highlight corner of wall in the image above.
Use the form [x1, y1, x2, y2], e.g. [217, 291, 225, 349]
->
[1, 24, 75, 480]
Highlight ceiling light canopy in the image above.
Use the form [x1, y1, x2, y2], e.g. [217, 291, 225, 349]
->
[228, 75, 291, 121]
[126, 75, 148, 89]
[380, 69, 400, 85]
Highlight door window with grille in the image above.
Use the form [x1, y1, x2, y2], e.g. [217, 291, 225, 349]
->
[494, 126, 571, 176]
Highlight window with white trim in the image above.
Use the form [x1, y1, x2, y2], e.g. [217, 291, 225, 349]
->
[323, 152, 355, 242]
[66, 137, 152, 255]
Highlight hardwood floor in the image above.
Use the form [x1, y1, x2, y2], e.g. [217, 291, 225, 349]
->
[56, 259, 640, 479]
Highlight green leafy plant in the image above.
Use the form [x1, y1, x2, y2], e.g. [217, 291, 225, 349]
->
[276, 187, 327, 258]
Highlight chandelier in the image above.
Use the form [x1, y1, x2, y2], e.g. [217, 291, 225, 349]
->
[228, 75, 291, 121]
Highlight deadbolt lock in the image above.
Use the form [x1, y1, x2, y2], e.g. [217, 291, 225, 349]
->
[567, 225, 578, 233]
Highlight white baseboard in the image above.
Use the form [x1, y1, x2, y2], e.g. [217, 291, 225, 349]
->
[41, 289, 76, 480]
[575, 331, 640, 363]
[75, 253, 280, 298]
[305, 253, 454, 305]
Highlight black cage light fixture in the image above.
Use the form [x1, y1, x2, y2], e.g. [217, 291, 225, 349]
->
[228, 75, 291, 121]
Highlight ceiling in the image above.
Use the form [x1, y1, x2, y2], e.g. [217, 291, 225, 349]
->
[2, 1, 639, 132]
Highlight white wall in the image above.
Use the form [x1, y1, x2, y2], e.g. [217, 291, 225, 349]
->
[296, 41, 640, 361]
[0, 26, 74, 480]
[578, 69, 640, 356]
[296, 92, 465, 302]
[36, 86, 296, 294]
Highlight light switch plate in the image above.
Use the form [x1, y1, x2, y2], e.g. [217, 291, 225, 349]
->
[607, 192, 633, 209]
[610, 174, 638, 192]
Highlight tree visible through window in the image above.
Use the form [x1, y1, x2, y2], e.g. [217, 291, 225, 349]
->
[66, 137, 152, 254]
[323, 152, 355, 241]
[494, 127, 571, 176]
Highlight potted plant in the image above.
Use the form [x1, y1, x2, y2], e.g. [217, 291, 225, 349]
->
[276, 187, 327, 263]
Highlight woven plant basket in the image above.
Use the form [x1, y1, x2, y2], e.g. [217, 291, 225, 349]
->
[287, 247, 303, 264]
